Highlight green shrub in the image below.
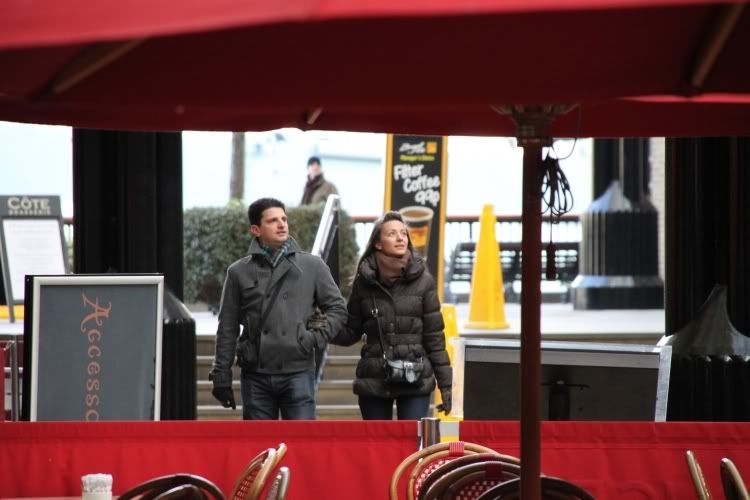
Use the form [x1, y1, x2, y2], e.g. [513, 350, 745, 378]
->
[183, 201, 359, 309]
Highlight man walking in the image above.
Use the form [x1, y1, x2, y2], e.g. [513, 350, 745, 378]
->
[209, 197, 347, 419]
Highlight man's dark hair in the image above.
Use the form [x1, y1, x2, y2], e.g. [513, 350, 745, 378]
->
[307, 156, 321, 167]
[247, 197, 286, 226]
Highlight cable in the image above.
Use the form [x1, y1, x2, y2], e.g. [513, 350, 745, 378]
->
[541, 153, 574, 220]
[548, 105, 583, 161]
[541, 153, 574, 280]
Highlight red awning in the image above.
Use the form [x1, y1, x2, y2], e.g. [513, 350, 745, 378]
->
[0, 0, 748, 135]
[3, 2, 746, 497]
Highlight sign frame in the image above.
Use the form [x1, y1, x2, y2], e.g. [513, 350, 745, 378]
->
[22, 274, 164, 421]
[456, 338, 671, 421]
[0, 195, 68, 323]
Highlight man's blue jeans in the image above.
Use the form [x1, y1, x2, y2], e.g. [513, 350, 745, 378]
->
[240, 367, 316, 420]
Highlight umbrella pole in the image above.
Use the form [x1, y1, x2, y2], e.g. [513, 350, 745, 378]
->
[495, 103, 567, 499]
[520, 140, 543, 499]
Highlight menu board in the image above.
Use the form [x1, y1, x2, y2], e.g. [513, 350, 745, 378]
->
[0, 195, 68, 322]
[2, 219, 66, 302]
[384, 135, 448, 297]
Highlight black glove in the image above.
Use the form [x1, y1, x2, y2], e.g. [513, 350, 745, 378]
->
[437, 388, 452, 415]
[306, 309, 330, 347]
[211, 386, 236, 410]
[306, 309, 329, 332]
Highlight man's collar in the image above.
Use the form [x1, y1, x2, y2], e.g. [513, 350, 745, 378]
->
[258, 238, 283, 251]
[249, 236, 299, 254]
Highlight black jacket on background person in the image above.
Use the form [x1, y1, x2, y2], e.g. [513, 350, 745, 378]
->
[332, 252, 452, 399]
[209, 236, 347, 389]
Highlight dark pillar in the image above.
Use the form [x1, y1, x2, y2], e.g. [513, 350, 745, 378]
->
[665, 137, 750, 335]
[593, 138, 651, 201]
[665, 137, 750, 422]
[73, 129, 195, 419]
[665, 137, 723, 335]
[729, 138, 750, 334]
[73, 129, 184, 298]
[620, 136, 651, 203]
[572, 138, 663, 309]
[592, 139, 619, 197]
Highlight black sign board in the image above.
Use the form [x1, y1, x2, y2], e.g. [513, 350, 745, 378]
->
[384, 135, 447, 297]
[0, 195, 68, 322]
[22, 274, 164, 421]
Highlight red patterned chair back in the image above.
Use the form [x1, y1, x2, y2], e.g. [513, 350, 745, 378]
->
[474, 476, 595, 500]
[389, 441, 500, 500]
[422, 461, 521, 500]
[229, 443, 288, 500]
[417, 453, 520, 500]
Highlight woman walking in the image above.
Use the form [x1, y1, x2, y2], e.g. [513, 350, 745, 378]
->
[332, 211, 452, 419]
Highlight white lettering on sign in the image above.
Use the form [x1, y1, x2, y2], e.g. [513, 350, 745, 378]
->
[404, 175, 440, 193]
[393, 164, 441, 207]
[7, 196, 52, 216]
[394, 163, 424, 181]
[399, 141, 426, 154]
[414, 189, 440, 206]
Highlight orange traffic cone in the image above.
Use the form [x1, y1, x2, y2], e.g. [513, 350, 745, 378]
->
[465, 204, 510, 329]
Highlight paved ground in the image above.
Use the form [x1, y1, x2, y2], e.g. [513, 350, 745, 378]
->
[189, 302, 665, 343]
[459, 302, 665, 342]
[0, 302, 666, 344]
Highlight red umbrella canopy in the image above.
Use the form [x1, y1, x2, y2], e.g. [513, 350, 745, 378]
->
[4, 3, 746, 497]
[0, 0, 748, 135]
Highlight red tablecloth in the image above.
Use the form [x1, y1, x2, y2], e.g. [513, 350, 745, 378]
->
[0, 420, 417, 499]
[462, 421, 750, 499]
[2, 420, 750, 499]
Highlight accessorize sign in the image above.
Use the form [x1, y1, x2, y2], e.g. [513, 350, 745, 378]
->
[23, 275, 163, 421]
[384, 135, 448, 297]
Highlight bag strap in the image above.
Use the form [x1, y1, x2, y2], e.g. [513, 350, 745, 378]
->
[258, 271, 288, 332]
[369, 296, 388, 359]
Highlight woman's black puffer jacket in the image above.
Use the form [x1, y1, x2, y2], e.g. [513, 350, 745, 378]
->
[334, 253, 452, 398]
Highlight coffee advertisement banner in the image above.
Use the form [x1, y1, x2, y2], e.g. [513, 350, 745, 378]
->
[384, 135, 448, 297]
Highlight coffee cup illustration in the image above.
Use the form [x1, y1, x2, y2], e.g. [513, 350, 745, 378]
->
[399, 205, 434, 259]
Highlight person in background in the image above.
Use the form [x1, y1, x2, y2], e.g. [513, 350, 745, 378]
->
[300, 156, 338, 205]
[209, 197, 347, 419]
[331, 211, 452, 419]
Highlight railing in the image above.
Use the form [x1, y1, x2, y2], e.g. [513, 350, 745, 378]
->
[64, 214, 581, 266]
[311, 195, 341, 384]
[351, 214, 581, 257]
[352, 214, 581, 303]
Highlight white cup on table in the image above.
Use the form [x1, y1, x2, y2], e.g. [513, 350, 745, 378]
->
[81, 473, 113, 500]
